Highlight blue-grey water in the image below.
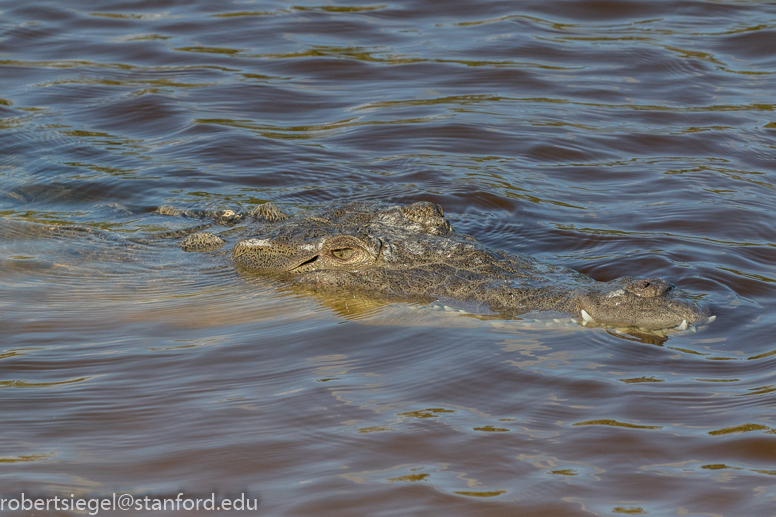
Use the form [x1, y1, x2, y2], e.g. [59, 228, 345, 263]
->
[1, 0, 776, 515]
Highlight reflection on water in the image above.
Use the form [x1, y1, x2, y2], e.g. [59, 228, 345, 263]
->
[2, 0, 776, 515]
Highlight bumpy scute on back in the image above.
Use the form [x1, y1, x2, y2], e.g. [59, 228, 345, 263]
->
[250, 203, 289, 222]
[181, 232, 226, 252]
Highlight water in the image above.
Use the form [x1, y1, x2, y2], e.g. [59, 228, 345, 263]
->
[1, 0, 775, 515]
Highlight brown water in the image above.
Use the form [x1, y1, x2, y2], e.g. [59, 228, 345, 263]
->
[1, 0, 775, 515]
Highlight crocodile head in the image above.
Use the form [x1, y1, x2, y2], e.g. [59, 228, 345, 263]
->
[230, 201, 712, 331]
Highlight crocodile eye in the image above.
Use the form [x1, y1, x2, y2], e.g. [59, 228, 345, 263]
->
[331, 248, 355, 260]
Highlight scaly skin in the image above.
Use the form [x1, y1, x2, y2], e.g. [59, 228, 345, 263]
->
[182, 201, 711, 330]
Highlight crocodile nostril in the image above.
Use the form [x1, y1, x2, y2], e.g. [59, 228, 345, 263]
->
[623, 278, 673, 298]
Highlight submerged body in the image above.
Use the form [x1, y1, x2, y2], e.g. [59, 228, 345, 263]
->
[182, 201, 710, 331]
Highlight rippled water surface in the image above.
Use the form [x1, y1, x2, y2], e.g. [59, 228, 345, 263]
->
[2, 0, 776, 515]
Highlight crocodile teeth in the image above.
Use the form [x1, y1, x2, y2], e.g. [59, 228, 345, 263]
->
[707, 315, 717, 323]
[580, 310, 595, 324]
[675, 319, 688, 331]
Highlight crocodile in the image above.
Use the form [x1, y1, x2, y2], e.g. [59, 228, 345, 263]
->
[172, 201, 713, 332]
